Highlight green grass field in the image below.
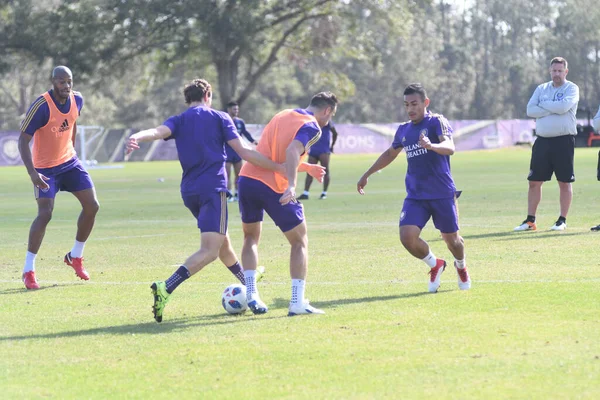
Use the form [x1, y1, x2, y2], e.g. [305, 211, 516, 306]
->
[1, 147, 600, 399]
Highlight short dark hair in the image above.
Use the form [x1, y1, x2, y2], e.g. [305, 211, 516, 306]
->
[226, 101, 238, 108]
[403, 83, 427, 101]
[183, 79, 211, 105]
[551, 57, 568, 69]
[309, 91, 338, 109]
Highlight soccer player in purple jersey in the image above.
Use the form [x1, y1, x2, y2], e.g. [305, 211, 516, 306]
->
[224, 101, 259, 202]
[126, 79, 290, 322]
[298, 121, 338, 200]
[357, 83, 471, 293]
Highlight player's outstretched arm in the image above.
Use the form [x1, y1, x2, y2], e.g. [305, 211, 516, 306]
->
[18, 132, 50, 190]
[126, 125, 172, 154]
[357, 146, 402, 195]
[228, 138, 285, 175]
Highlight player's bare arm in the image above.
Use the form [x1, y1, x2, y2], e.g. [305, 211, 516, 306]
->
[357, 145, 402, 195]
[18, 132, 50, 190]
[72, 122, 77, 148]
[419, 132, 455, 156]
[228, 137, 285, 175]
[126, 125, 172, 154]
[280, 140, 305, 205]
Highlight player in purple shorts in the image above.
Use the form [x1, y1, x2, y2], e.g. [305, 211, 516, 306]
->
[298, 121, 338, 200]
[357, 83, 471, 293]
[125, 79, 287, 323]
[18, 66, 99, 290]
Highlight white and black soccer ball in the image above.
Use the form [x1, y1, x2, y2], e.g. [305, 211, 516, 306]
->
[221, 284, 248, 314]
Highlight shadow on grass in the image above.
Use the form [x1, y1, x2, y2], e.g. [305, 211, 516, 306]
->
[0, 313, 288, 342]
[270, 290, 437, 310]
[428, 230, 591, 242]
[0, 283, 78, 296]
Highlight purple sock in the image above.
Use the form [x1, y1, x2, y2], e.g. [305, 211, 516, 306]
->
[227, 262, 245, 285]
[165, 265, 190, 294]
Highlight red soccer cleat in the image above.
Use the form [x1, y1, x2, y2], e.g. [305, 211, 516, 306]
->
[64, 252, 90, 280]
[23, 271, 40, 290]
[428, 259, 446, 293]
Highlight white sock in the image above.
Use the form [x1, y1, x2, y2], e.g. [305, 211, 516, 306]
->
[421, 250, 437, 268]
[71, 240, 86, 258]
[455, 258, 466, 269]
[322, 191, 327, 196]
[291, 279, 306, 305]
[244, 270, 258, 301]
[24, 251, 37, 273]
[302, 190, 309, 196]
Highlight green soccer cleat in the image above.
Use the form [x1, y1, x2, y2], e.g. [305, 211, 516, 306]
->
[150, 281, 170, 323]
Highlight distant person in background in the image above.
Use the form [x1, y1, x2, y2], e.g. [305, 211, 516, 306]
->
[515, 57, 579, 232]
[18, 66, 99, 290]
[591, 106, 600, 232]
[225, 101, 259, 202]
[357, 83, 470, 293]
[298, 121, 338, 200]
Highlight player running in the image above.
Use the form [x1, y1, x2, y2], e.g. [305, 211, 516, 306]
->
[357, 83, 470, 293]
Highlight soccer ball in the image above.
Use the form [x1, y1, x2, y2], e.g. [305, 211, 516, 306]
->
[221, 284, 248, 314]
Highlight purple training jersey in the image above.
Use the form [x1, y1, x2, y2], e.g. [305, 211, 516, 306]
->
[163, 105, 240, 196]
[392, 111, 456, 200]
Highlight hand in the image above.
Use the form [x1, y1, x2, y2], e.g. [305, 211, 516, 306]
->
[304, 163, 326, 183]
[279, 186, 297, 205]
[357, 174, 368, 195]
[418, 132, 432, 150]
[125, 136, 140, 154]
[30, 171, 50, 191]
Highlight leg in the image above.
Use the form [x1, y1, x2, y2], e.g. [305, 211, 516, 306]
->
[28, 198, 54, 254]
[219, 233, 245, 284]
[183, 232, 226, 275]
[318, 153, 331, 194]
[527, 180, 543, 216]
[241, 221, 262, 272]
[283, 221, 323, 315]
[557, 181, 572, 218]
[399, 225, 430, 259]
[299, 155, 319, 199]
[441, 231, 470, 290]
[71, 187, 100, 243]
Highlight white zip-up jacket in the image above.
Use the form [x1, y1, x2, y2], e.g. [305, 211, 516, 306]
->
[593, 105, 600, 132]
[526, 80, 579, 138]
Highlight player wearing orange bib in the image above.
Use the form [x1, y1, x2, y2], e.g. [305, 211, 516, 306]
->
[237, 92, 338, 316]
[18, 66, 99, 290]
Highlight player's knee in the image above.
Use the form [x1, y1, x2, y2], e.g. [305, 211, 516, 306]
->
[37, 208, 53, 224]
[85, 199, 100, 215]
[399, 232, 417, 249]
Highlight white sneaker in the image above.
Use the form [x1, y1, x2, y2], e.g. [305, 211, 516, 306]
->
[247, 297, 268, 314]
[514, 220, 536, 231]
[428, 259, 446, 293]
[550, 221, 566, 231]
[256, 265, 266, 282]
[288, 300, 325, 316]
[455, 261, 471, 290]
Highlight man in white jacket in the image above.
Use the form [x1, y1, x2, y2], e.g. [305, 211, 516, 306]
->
[515, 57, 579, 232]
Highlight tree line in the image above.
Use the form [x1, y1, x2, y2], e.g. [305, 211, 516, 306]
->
[1, 0, 599, 130]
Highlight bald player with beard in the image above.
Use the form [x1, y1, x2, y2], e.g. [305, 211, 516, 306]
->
[18, 66, 99, 290]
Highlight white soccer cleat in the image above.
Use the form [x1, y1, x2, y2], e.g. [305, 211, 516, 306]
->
[455, 261, 471, 290]
[550, 221, 566, 231]
[514, 221, 536, 231]
[428, 259, 446, 293]
[288, 300, 325, 316]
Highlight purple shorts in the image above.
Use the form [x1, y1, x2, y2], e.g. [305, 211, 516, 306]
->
[34, 159, 94, 199]
[399, 197, 459, 234]
[238, 177, 304, 232]
[182, 191, 228, 234]
[225, 144, 242, 164]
